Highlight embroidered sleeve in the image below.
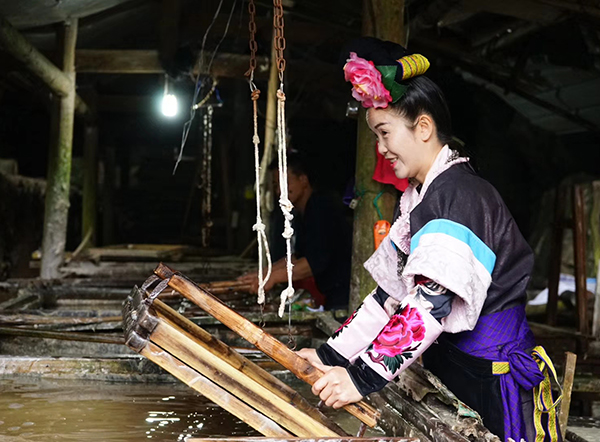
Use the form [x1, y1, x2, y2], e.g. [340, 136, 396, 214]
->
[318, 282, 448, 396]
[317, 288, 393, 365]
[347, 293, 444, 396]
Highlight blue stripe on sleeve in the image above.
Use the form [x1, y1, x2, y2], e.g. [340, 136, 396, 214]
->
[410, 219, 496, 274]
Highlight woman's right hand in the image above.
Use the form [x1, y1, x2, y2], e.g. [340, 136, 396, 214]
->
[295, 348, 322, 366]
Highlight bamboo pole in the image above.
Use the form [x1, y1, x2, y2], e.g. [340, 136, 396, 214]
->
[559, 351, 577, 436]
[150, 320, 341, 437]
[40, 19, 79, 279]
[349, 0, 405, 310]
[139, 340, 292, 437]
[0, 15, 90, 117]
[154, 263, 380, 428]
[152, 299, 348, 436]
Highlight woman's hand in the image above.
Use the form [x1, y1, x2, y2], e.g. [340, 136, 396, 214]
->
[311, 362, 363, 408]
[295, 348, 321, 366]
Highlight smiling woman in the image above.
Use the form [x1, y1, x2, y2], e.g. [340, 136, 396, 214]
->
[297, 36, 563, 442]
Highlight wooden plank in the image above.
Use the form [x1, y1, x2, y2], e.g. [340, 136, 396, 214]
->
[139, 340, 292, 437]
[559, 351, 578, 436]
[0, 325, 123, 344]
[152, 299, 347, 436]
[150, 319, 342, 437]
[154, 263, 380, 428]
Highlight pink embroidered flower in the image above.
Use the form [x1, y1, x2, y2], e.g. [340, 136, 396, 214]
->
[372, 305, 425, 357]
[344, 52, 392, 109]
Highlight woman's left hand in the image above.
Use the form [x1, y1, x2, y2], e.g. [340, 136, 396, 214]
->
[311, 361, 363, 408]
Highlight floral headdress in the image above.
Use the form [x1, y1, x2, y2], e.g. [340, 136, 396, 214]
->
[343, 37, 430, 109]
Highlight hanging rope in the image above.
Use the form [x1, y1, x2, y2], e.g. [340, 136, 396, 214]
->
[272, 0, 294, 319]
[246, 0, 272, 306]
[201, 105, 214, 247]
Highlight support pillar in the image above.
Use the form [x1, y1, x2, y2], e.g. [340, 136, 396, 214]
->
[82, 123, 98, 246]
[40, 19, 78, 279]
[349, 0, 406, 311]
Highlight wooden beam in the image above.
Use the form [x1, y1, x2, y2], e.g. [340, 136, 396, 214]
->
[40, 19, 78, 279]
[0, 15, 90, 118]
[350, 0, 404, 311]
[76, 50, 163, 74]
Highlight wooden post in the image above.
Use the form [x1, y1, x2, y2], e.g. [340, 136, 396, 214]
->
[154, 263, 380, 428]
[40, 19, 78, 279]
[82, 123, 98, 246]
[350, 0, 405, 310]
[559, 351, 577, 436]
[573, 185, 588, 335]
[546, 186, 565, 326]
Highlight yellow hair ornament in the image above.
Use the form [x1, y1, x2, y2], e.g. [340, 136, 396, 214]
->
[396, 54, 430, 81]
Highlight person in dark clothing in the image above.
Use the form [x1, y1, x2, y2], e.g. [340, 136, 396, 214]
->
[240, 153, 352, 310]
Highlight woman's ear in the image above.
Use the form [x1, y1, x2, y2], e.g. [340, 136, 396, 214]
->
[416, 114, 434, 142]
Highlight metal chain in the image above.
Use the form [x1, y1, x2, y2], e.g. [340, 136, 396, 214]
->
[272, 0, 286, 81]
[245, 0, 258, 82]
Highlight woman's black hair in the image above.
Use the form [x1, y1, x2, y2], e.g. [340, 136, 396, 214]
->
[389, 76, 464, 154]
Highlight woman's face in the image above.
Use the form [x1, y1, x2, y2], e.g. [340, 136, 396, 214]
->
[367, 107, 432, 182]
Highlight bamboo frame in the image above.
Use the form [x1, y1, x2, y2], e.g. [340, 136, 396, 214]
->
[152, 299, 347, 436]
[150, 319, 341, 437]
[153, 263, 380, 428]
[139, 339, 292, 437]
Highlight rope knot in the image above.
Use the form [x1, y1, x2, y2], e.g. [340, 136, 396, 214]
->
[282, 225, 294, 239]
[278, 286, 296, 317]
[251, 89, 261, 101]
[252, 134, 260, 145]
[253, 221, 265, 232]
[276, 90, 286, 101]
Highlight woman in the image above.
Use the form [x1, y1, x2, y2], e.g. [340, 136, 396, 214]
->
[298, 37, 560, 442]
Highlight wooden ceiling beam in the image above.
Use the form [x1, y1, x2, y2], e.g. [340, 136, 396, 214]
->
[0, 15, 91, 119]
[76, 50, 164, 74]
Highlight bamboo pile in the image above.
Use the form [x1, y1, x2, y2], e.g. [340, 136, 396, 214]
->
[123, 285, 347, 438]
[151, 263, 380, 428]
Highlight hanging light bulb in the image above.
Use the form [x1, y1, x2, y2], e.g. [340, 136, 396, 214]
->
[161, 75, 178, 117]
